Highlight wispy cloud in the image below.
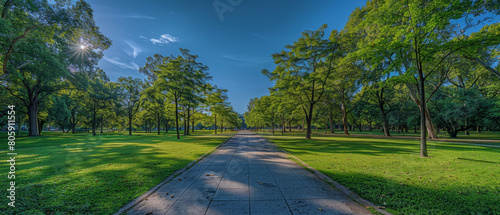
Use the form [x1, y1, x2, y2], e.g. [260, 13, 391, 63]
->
[123, 40, 142, 59]
[103, 56, 139, 70]
[221, 55, 272, 64]
[251, 33, 272, 42]
[139, 35, 148, 40]
[117, 13, 156, 19]
[150, 34, 179, 45]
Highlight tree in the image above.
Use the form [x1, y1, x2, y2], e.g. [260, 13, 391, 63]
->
[433, 88, 493, 137]
[48, 95, 72, 132]
[206, 85, 229, 134]
[118, 77, 143, 135]
[0, 0, 111, 136]
[263, 25, 338, 139]
[351, 0, 500, 157]
[80, 69, 116, 136]
[142, 49, 211, 139]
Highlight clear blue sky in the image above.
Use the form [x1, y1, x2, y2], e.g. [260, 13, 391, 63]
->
[86, 0, 367, 113]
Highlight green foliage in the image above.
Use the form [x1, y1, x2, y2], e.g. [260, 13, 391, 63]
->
[0, 0, 111, 136]
[48, 95, 73, 131]
[433, 87, 496, 137]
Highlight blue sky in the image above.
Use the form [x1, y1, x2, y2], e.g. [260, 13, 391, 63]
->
[86, 0, 367, 113]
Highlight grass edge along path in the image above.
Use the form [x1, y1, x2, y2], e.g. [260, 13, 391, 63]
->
[257, 132, 499, 215]
[257, 135, 392, 215]
[114, 135, 236, 215]
[286, 151, 391, 215]
[0, 131, 236, 214]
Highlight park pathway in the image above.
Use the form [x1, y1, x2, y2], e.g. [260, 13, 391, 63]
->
[123, 131, 371, 215]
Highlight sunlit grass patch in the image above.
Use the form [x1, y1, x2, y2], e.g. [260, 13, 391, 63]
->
[258, 132, 500, 214]
[0, 130, 236, 214]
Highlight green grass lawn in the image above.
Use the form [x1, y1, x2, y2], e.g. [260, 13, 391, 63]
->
[258, 131, 500, 214]
[314, 128, 424, 137]
[0, 130, 235, 214]
[311, 128, 500, 140]
[452, 131, 500, 140]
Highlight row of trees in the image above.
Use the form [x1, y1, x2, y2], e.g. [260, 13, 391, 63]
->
[0, 0, 241, 139]
[245, 0, 500, 157]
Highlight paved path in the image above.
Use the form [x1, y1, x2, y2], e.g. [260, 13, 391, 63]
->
[125, 131, 371, 215]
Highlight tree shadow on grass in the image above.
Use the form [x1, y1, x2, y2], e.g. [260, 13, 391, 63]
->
[0, 134, 226, 214]
[258, 134, 499, 214]
[265, 135, 500, 158]
[270, 138, 417, 156]
[320, 171, 499, 214]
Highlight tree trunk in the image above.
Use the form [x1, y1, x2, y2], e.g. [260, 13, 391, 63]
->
[214, 114, 217, 135]
[305, 103, 314, 139]
[92, 103, 97, 136]
[220, 119, 223, 133]
[157, 113, 161, 135]
[272, 120, 275, 135]
[38, 119, 46, 135]
[341, 102, 349, 135]
[407, 83, 437, 140]
[100, 115, 103, 134]
[186, 108, 190, 135]
[417, 58, 428, 157]
[183, 113, 187, 135]
[28, 101, 39, 136]
[60, 123, 66, 133]
[71, 110, 77, 134]
[288, 120, 292, 132]
[329, 110, 335, 134]
[424, 107, 437, 139]
[450, 131, 457, 138]
[174, 97, 180, 139]
[128, 112, 132, 135]
[192, 119, 195, 133]
[281, 116, 285, 135]
[447, 125, 458, 138]
[164, 120, 169, 133]
[379, 109, 391, 137]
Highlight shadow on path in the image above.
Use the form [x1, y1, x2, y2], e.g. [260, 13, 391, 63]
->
[119, 131, 371, 215]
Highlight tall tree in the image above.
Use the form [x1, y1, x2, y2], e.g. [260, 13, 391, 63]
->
[206, 85, 229, 135]
[118, 77, 143, 135]
[352, 0, 500, 156]
[80, 69, 115, 136]
[263, 25, 338, 139]
[144, 49, 211, 139]
[0, 0, 111, 136]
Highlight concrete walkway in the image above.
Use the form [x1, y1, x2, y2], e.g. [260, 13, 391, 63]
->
[124, 131, 371, 215]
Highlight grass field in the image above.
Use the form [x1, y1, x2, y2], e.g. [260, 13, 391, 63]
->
[0, 130, 235, 214]
[258, 131, 500, 214]
[310, 128, 500, 140]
